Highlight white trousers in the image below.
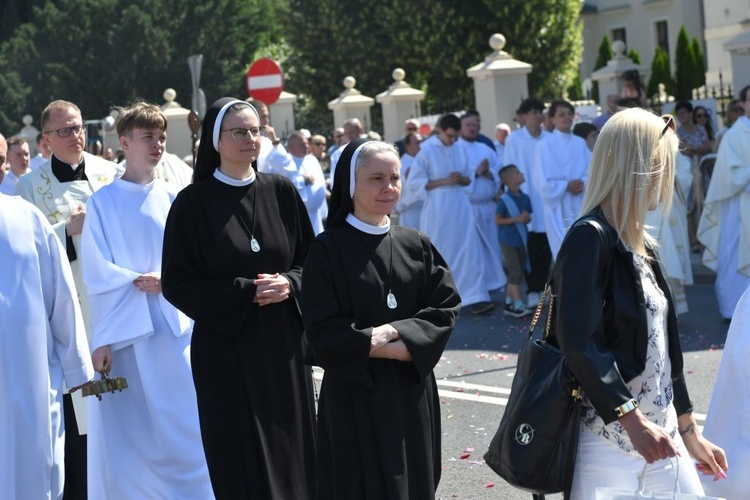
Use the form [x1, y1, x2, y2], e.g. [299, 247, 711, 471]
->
[570, 426, 705, 500]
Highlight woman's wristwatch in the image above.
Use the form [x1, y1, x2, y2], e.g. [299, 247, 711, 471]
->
[614, 398, 639, 418]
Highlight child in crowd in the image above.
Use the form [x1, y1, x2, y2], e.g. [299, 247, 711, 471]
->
[495, 164, 533, 317]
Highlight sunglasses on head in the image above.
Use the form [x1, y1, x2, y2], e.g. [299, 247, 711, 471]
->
[660, 114, 675, 138]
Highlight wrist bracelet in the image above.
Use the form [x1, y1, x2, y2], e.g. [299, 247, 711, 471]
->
[614, 398, 638, 418]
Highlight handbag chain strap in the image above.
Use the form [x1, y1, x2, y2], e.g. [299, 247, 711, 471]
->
[528, 284, 554, 339]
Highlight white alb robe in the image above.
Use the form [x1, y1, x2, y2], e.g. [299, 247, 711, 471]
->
[0, 168, 29, 194]
[698, 116, 750, 318]
[81, 177, 212, 499]
[396, 153, 423, 229]
[14, 152, 120, 432]
[257, 136, 296, 177]
[646, 153, 694, 314]
[0, 195, 94, 500]
[502, 127, 550, 233]
[701, 286, 750, 499]
[532, 130, 591, 259]
[29, 153, 50, 170]
[460, 138, 506, 291]
[292, 154, 328, 235]
[408, 137, 490, 306]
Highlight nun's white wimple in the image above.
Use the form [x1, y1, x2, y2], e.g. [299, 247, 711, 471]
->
[349, 142, 370, 198]
[211, 100, 259, 151]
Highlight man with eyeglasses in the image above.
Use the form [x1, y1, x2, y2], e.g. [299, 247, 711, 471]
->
[394, 118, 420, 157]
[698, 84, 750, 321]
[15, 99, 120, 500]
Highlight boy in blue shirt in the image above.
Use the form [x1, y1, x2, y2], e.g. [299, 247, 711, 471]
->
[495, 165, 533, 317]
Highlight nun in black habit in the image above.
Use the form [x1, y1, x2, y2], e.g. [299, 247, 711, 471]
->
[161, 97, 316, 499]
[301, 139, 461, 499]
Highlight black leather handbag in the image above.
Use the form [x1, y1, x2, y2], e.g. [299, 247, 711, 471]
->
[484, 284, 582, 498]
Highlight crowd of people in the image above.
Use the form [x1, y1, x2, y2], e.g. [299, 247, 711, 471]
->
[0, 77, 748, 499]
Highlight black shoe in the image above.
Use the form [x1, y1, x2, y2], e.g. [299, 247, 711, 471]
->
[504, 304, 532, 318]
[472, 302, 496, 315]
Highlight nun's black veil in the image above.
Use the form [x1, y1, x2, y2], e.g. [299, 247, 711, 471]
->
[193, 97, 257, 182]
[326, 138, 371, 228]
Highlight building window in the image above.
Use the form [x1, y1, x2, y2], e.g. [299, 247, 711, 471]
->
[655, 21, 669, 54]
[611, 28, 627, 48]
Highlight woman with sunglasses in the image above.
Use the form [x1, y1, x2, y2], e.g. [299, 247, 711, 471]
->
[552, 108, 727, 497]
[693, 105, 715, 142]
[162, 98, 316, 499]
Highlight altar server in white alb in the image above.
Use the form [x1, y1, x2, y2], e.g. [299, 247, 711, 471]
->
[698, 84, 750, 320]
[459, 111, 507, 292]
[286, 130, 328, 235]
[395, 131, 423, 229]
[0, 166, 95, 499]
[532, 99, 591, 260]
[81, 103, 213, 499]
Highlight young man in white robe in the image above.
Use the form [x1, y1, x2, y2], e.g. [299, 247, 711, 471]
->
[80, 102, 213, 499]
[503, 98, 551, 307]
[15, 99, 120, 499]
[698, 84, 750, 320]
[532, 99, 591, 260]
[287, 130, 328, 235]
[395, 131, 424, 229]
[0, 161, 95, 499]
[0, 136, 31, 195]
[407, 113, 495, 314]
[459, 112, 507, 292]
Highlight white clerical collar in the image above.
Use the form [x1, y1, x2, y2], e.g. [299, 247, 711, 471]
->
[346, 213, 391, 234]
[213, 168, 256, 186]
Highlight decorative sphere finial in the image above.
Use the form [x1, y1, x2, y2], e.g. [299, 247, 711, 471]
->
[163, 88, 176, 102]
[343, 76, 356, 89]
[22, 114, 33, 126]
[392, 68, 405, 82]
[612, 40, 626, 57]
[489, 33, 506, 52]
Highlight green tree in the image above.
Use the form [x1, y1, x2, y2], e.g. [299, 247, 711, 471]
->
[674, 26, 694, 100]
[627, 48, 641, 65]
[691, 37, 706, 90]
[0, 0, 286, 133]
[567, 74, 583, 101]
[646, 47, 672, 99]
[591, 35, 613, 103]
[283, 0, 583, 128]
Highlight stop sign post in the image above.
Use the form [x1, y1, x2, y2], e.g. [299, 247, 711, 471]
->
[245, 58, 284, 105]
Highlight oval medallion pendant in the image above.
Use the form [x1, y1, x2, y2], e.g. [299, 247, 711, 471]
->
[386, 291, 398, 310]
[250, 238, 261, 253]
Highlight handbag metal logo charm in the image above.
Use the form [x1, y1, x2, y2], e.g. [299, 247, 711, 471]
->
[515, 423, 535, 445]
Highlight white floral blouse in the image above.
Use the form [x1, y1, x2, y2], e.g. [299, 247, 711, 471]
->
[580, 253, 679, 455]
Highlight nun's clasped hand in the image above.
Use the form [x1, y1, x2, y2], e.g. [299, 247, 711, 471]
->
[253, 273, 291, 306]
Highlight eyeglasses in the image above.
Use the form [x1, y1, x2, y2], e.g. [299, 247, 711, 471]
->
[312, 142, 325, 146]
[45, 125, 84, 138]
[695, 113, 707, 118]
[221, 127, 265, 140]
[660, 114, 675, 138]
[406, 127, 418, 132]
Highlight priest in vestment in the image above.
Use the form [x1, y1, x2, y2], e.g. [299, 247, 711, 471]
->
[15, 100, 120, 499]
[531, 100, 591, 260]
[646, 152, 694, 314]
[697, 86, 750, 319]
[0, 193, 94, 500]
[302, 139, 460, 499]
[81, 103, 213, 499]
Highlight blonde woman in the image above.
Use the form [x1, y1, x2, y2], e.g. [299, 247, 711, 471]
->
[550, 108, 727, 496]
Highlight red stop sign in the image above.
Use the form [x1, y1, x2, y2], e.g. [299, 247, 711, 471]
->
[245, 58, 284, 105]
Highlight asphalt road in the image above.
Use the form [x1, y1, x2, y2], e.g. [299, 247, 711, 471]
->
[433, 254, 730, 500]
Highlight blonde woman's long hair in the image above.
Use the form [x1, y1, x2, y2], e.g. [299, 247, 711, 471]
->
[579, 107, 679, 256]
